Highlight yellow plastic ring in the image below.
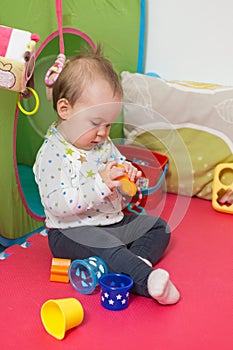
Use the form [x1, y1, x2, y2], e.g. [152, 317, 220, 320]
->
[17, 87, 40, 116]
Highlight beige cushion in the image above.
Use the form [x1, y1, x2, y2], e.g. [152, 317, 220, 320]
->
[121, 71, 233, 199]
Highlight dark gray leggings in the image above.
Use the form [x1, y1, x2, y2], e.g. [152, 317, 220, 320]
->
[48, 214, 171, 297]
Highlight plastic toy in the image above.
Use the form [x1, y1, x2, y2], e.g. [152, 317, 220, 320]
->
[68, 256, 108, 294]
[99, 273, 133, 311]
[41, 298, 84, 340]
[116, 145, 169, 211]
[116, 164, 137, 196]
[17, 87, 40, 116]
[50, 257, 71, 283]
[212, 163, 233, 214]
[116, 164, 146, 214]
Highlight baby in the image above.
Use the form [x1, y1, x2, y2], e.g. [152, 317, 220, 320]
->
[34, 45, 180, 305]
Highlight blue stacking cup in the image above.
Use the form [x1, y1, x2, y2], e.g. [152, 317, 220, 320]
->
[68, 256, 108, 294]
[99, 273, 134, 311]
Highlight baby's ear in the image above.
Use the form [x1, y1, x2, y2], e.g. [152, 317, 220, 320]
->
[57, 98, 71, 120]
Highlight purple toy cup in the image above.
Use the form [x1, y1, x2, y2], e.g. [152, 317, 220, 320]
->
[99, 273, 133, 311]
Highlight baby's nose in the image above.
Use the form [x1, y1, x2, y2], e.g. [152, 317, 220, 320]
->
[97, 125, 108, 136]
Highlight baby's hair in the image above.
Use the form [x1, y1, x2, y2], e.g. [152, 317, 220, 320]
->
[52, 44, 123, 111]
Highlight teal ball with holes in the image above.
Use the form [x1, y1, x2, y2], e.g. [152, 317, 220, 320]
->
[68, 256, 108, 294]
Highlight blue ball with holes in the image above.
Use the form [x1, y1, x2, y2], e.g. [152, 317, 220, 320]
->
[69, 256, 108, 294]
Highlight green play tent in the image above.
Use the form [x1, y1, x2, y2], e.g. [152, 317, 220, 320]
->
[0, 0, 145, 244]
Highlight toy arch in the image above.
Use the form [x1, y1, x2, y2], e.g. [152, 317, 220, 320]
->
[15, 28, 96, 222]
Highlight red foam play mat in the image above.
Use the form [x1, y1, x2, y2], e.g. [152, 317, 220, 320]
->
[0, 194, 232, 350]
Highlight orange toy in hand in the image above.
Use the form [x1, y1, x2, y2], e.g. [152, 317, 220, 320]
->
[116, 165, 137, 197]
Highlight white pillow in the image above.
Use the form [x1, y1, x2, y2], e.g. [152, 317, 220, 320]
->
[121, 71, 233, 199]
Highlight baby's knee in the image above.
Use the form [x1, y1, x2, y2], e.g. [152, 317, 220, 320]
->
[156, 217, 171, 235]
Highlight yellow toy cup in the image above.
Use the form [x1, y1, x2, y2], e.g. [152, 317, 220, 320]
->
[41, 298, 84, 340]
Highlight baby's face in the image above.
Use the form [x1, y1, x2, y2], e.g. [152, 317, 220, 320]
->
[58, 79, 122, 150]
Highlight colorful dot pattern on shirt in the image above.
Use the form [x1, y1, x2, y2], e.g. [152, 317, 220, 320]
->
[33, 124, 125, 228]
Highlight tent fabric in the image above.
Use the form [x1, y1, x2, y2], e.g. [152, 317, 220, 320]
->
[0, 0, 145, 240]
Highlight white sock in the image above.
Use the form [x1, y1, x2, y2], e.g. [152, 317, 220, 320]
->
[138, 256, 153, 267]
[147, 268, 180, 305]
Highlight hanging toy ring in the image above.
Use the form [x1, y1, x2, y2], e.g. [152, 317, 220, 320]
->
[44, 53, 66, 87]
[17, 87, 40, 116]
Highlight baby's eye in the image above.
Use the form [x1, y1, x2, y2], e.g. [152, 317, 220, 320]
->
[91, 121, 99, 126]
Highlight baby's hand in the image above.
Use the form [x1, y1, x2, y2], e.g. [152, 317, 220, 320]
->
[122, 161, 142, 182]
[99, 161, 126, 191]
